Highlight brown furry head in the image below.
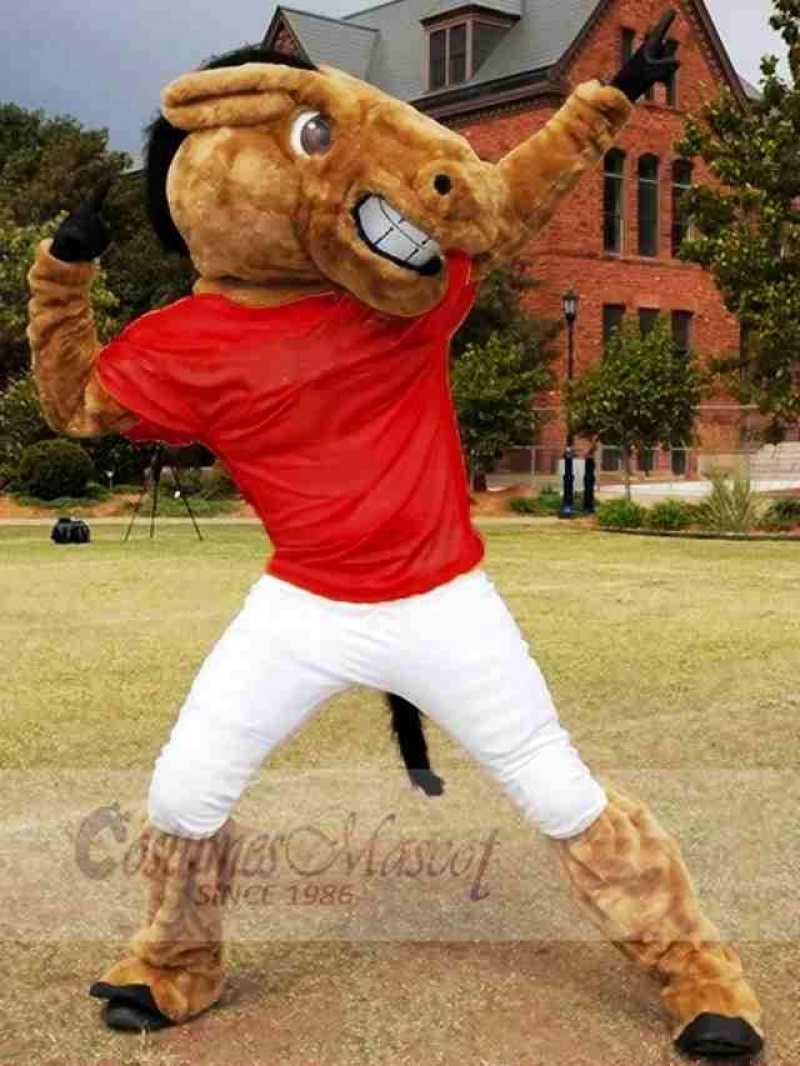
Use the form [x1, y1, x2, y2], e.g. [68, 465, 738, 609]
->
[157, 54, 515, 316]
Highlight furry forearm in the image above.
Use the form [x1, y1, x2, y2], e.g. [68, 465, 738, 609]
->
[26, 240, 133, 437]
[497, 80, 632, 247]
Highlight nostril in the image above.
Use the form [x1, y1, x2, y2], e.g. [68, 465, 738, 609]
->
[433, 173, 453, 196]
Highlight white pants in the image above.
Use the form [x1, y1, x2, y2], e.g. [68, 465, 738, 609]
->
[149, 569, 607, 841]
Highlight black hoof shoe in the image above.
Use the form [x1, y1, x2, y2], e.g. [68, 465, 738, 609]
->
[90, 981, 172, 1032]
[675, 1013, 764, 1060]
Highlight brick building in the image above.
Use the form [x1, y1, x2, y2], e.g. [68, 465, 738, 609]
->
[264, 0, 758, 476]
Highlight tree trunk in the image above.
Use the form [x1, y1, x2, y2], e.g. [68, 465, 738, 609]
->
[623, 448, 633, 501]
[472, 468, 488, 493]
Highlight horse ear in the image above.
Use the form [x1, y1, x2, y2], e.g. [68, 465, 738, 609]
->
[162, 62, 317, 131]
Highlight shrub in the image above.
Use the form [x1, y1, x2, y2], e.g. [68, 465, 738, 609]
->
[696, 476, 760, 533]
[124, 492, 237, 518]
[597, 499, 646, 529]
[510, 489, 583, 516]
[198, 464, 239, 501]
[510, 493, 558, 516]
[14, 483, 111, 509]
[17, 439, 95, 500]
[0, 462, 17, 490]
[0, 374, 53, 465]
[760, 496, 800, 531]
[83, 436, 149, 486]
[645, 500, 697, 532]
[167, 466, 203, 497]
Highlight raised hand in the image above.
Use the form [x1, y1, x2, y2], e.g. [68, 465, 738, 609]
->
[611, 9, 681, 103]
[50, 177, 113, 263]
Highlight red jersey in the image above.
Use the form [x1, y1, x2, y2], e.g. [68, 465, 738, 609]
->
[96, 252, 484, 602]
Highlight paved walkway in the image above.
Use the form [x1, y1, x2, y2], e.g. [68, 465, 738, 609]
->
[599, 476, 800, 500]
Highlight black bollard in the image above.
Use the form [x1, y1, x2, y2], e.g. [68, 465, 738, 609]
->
[559, 447, 576, 519]
[583, 454, 597, 514]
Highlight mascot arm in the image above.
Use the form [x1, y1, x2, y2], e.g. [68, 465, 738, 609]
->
[27, 240, 137, 438]
[480, 80, 632, 272]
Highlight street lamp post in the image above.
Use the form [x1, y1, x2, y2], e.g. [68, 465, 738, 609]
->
[559, 288, 579, 519]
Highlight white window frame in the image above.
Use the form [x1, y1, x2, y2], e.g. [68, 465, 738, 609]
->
[425, 13, 512, 91]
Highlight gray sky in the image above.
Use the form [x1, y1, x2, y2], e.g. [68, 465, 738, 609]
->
[0, 1, 788, 155]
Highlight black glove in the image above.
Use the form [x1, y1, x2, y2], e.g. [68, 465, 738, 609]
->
[50, 177, 113, 263]
[611, 9, 680, 103]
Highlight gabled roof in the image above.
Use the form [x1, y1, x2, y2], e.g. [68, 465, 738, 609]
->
[270, 7, 378, 80]
[338, 0, 441, 100]
[422, 0, 522, 19]
[336, 0, 602, 100]
[461, 0, 602, 90]
[265, 0, 750, 111]
[739, 75, 761, 101]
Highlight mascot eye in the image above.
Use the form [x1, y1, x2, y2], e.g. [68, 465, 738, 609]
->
[290, 111, 333, 157]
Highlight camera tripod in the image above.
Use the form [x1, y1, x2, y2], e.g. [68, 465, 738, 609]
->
[124, 444, 204, 542]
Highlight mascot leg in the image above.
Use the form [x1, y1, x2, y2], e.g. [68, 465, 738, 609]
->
[90, 573, 350, 1030]
[551, 788, 764, 1058]
[90, 821, 233, 1030]
[386, 569, 764, 1060]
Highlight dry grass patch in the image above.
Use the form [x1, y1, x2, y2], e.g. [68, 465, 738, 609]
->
[1, 523, 797, 1064]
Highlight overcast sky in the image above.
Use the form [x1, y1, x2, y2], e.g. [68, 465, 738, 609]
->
[0, 1, 788, 155]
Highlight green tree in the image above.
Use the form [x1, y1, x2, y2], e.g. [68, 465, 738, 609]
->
[0, 104, 194, 382]
[452, 261, 557, 490]
[0, 212, 118, 388]
[0, 212, 119, 386]
[567, 317, 702, 498]
[0, 105, 127, 227]
[676, 0, 800, 438]
[0, 102, 192, 484]
[0, 373, 52, 466]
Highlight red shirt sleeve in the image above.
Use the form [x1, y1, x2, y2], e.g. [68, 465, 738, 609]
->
[95, 300, 204, 446]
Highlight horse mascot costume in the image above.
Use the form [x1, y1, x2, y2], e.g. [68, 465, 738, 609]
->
[27, 11, 764, 1058]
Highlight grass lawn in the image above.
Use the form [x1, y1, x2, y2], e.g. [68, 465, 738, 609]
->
[0, 522, 798, 1065]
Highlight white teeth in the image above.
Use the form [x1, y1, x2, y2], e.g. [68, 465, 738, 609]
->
[356, 195, 442, 270]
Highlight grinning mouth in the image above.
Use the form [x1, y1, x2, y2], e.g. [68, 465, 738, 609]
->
[353, 194, 443, 277]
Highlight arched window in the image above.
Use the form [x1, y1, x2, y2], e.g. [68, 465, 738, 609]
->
[603, 149, 626, 254]
[638, 154, 660, 257]
[671, 159, 693, 256]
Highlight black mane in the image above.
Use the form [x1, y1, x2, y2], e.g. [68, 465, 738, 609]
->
[144, 46, 318, 256]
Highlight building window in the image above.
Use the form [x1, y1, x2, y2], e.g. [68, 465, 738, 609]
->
[474, 21, 506, 70]
[639, 448, 656, 473]
[427, 18, 511, 89]
[604, 149, 626, 254]
[622, 29, 656, 101]
[449, 23, 467, 84]
[639, 307, 659, 335]
[429, 28, 447, 89]
[601, 445, 622, 472]
[603, 304, 626, 351]
[638, 154, 660, 257]
[739, 321, 755, 382]
[672, 310, 693, 357]
[671, 447, 688, 475]
[621, 27, 636, 63]
[671, 159, 693, 257]
[665, 55, 678, 106]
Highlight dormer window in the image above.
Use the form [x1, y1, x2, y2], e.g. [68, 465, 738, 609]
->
[429, 28, 448, 89]
[424, 6, 517, 91]
[428, 22, 470, 89]
[449, 24, 468, 84]
[473, 21, 507, 69]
